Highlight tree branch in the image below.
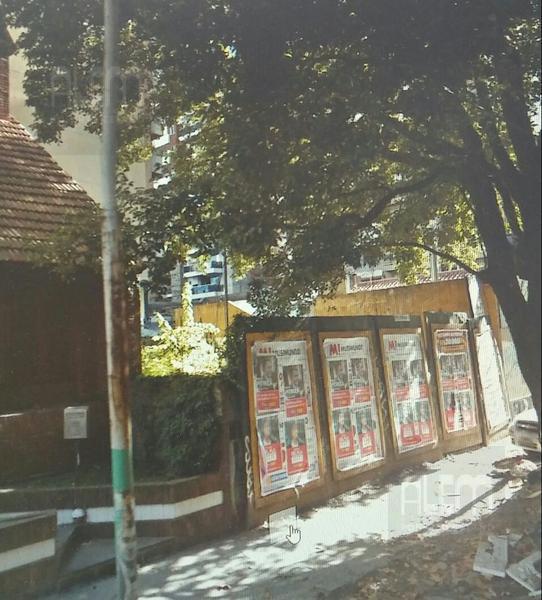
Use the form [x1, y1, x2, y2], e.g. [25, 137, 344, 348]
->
[474, 78, 529, 217]
[381, 148, 443, 170]
[375, 241, 485, 278]
[349, 169, 445, 229]
[385, 116, 465, 159]
[494, 181, 523, 238]
[493, 47, 541, 183]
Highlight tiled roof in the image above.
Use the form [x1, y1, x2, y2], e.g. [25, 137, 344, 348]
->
[0, 117, 96, 262]
[350, 269, 468, 292]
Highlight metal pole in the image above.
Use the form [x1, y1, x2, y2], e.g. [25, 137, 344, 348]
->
[223, 251, 230, 330]
[430, 251, 439, 282]
[102, 1, 138, 597]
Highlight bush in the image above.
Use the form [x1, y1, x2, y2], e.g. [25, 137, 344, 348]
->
[141, 283, 224, 377]
[132, 374, 221, 478]
[141, 313, 223, 376]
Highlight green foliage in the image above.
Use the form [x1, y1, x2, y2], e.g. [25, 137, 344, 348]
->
[4, 3, 541, 393]
[28, 174, 213, 293]
[220, 314, 263, 390]
[8, 1, 539, 303]
[27, 201, 102, 282]
[179, 281, 194, 326]
[132, 375, 221, 477]
[141, 311, 223, 377]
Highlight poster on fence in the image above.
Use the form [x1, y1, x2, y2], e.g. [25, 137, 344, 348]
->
[382, 331, 437, 453]
[322, 336, 384, 471]
[434, 329, 477, 433]
[251, 339, 320, 496]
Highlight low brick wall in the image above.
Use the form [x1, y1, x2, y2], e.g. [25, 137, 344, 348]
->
[0, 471, 235, 550]
[0, 384, 241, 549]
[0, 511, 57, 598]
[0, 402, 109, 484]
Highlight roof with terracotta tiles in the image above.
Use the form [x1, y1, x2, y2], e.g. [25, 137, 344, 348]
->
[0, 117, 96, 262]
[350, 269, 468, 292]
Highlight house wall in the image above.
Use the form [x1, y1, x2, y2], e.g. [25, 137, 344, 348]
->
[9, 29, 150, 205]
[0, 263, 108, 413]
[0, 401, 109, 483]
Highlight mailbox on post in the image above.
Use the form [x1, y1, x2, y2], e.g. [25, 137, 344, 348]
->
[64, 406, 88, 472]
[64, 406, 89, 439]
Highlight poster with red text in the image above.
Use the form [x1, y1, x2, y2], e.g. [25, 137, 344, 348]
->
[383, 332, 437, 453]
[323, 337, 384, 471]
[434, 329, 477, 433]
[252, 340, 320, 496]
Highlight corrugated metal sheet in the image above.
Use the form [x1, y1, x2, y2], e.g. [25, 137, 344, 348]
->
[0, 117, 95, 262]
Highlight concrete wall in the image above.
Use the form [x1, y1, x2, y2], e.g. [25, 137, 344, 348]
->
[314, 279, 472, 318]
[177, 301, 252, 334]
[0, 511, 57, 598]
[314, 279, 502, 347]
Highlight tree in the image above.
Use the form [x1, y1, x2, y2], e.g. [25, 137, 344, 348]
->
[179, 281, 195, 327]
[4, 1, 540, 419]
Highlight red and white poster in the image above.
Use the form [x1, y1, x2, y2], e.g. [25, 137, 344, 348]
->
[355, 406, 378, 457]
[383, 332, 437, 453]
[328, 359, 351, 408]
[285, 419, 309, 474]
[323, 337, 384, 471]
[253, 354, 280, 412]
[333, 409, 356, 459]
[252, 340, 320, 496]
[435, 329, 477, 433]
[257, 415, 283, 473]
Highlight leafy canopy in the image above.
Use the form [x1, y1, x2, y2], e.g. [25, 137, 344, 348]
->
[4, 1, 541, 310]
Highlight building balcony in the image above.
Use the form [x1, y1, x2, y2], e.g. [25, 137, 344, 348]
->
[183, 264, 203, 277]
[192, 283, 224, 296]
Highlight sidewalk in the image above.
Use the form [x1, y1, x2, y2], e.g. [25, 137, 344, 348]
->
[46, 439, 529, 599]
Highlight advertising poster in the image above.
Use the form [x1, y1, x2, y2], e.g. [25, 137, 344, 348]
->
[382, 332, 437, 453]
[251, 340, 320, 496]
[322, 337, 384, 471]
[253, 354, 280, 412]
[328, 359, 350, 407]
[434, 329, 477, 433]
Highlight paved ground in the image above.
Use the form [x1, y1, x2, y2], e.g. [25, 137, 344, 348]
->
[349, 475, 541, 599]
[46, 439, 532, 599]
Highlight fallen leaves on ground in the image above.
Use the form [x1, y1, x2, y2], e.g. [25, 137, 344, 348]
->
[350, 481, 541, 600]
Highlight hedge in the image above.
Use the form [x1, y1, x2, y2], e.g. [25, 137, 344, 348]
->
[132, 374, 222, 478]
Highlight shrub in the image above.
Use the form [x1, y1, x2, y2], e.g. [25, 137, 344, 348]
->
[141, 283, 224, 376]
[132, 374, 221, 478]
[141, 313, 224, 376]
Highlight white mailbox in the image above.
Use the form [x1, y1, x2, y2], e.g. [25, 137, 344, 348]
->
[64, 406, 89, 440]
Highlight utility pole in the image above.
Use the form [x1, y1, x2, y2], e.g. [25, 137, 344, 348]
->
[102, 0, 138, 597]
[430, 250, 440, 282]
[223, 251, 230, 330]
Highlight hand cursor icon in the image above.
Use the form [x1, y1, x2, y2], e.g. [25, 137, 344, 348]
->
[286, 524, 301, 545]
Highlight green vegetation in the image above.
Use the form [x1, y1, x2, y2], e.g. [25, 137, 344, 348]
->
[132, 374, 221, 478]
[4, 2, 540, 414]
[142, 285, 223, 377]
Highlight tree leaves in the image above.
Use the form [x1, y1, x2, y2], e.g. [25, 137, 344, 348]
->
[5, 1, 540, 314]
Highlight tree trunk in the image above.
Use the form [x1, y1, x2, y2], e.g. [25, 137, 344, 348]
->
[464, 172, 541, 429]
[489, 270, 541, 429]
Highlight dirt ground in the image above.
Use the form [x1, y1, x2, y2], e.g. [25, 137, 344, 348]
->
[349, 462, 541, 600]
